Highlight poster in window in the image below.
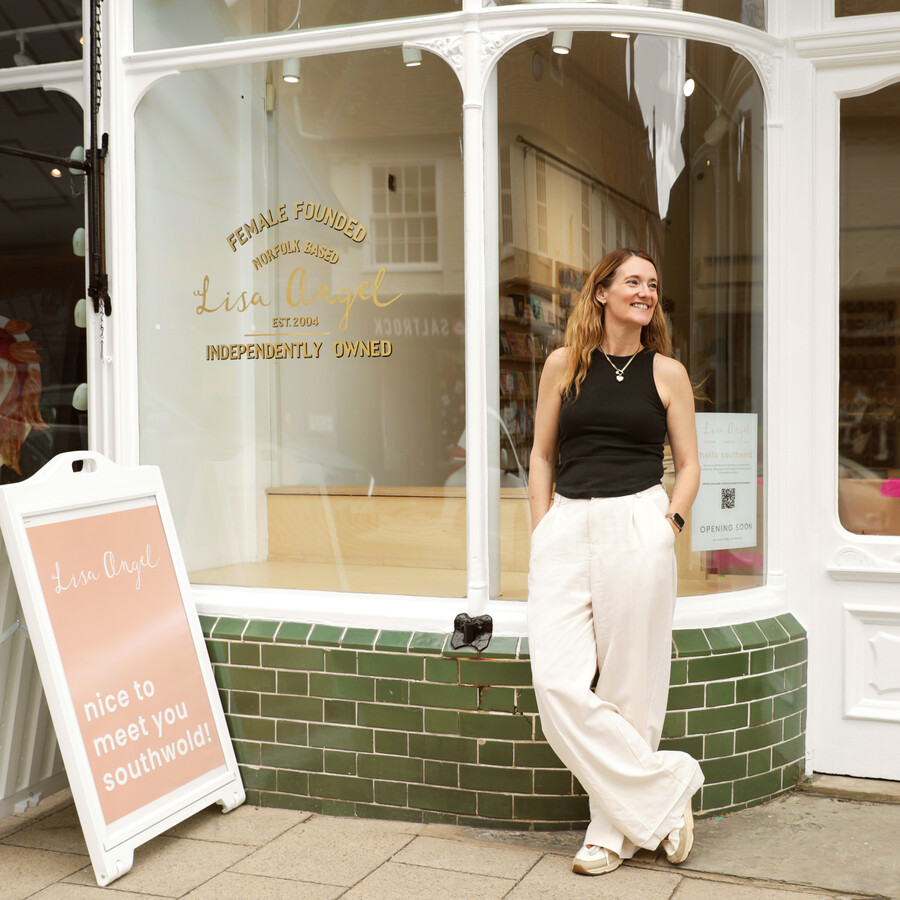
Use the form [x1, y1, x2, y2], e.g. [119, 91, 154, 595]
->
[691, 413, 758, 551]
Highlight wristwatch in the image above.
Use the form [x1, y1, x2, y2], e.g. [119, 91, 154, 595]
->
[666, 512, 684, 533]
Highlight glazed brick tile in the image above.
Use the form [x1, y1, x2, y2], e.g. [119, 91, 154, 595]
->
[459, 711, 533, 741]
[424, 708, 459, 734]
[516, 688, 538, 714]
[703, 626, 741, 654]
[783, 711, 803, 740]
[701, 781, 733, 810]
[750, 648, 774, 674]
[732, 621, 767, 650]
[777, 614, 806, 641]
[244, 620, 279, 642]
[277, 770, 309, 796]
[478, 792, 513, 819]
[321, 799, 356, 817]
[262, 644, 325, 671]
[373, 780, 409, 807]
[442, 638, 479, 658]
[772, 734, 805, 768]
[261, 743, 322, 771]
[458, 659, 534, 686]
[478, 686, 516, 713]
[734, 720, 783, 753]
[774, 639, 807, 670]
[459, 763, 533, 794]
[663, 711, 687, 738]
[324, 750, 357, 776]
[354, 752, 422, 783]
[277, 670, 309, 696]
[659, 735, 703, 758]
[358, 652, 424, 680]
[409, 784, 477, 816]
[757, 617, 789, 645]
[229, 642, 261, 667]
[518, 637, 530, 659]
[701, 754, 748, 784]
[533, 768, 573, 795]
[705, 681, 736, 707]
[309, 673, 375, 702]
[276, 720, 308, 746]
[409, 733, 477, 764]
[323, 699, 356, 725]
[276, 622, 312, 644]
[747, 747, 771, 776]
[310, 773, 373, 803]
[667, 684, 705, 710]
[687, 703, 749, 734]
[308, 723, 374, 752]
[206, 640, 229, 665]
[226, 714, 275, 743]
[262, 694, 321, 720]
[514, 794, 589, 821]
[199, 615, 218, 636]
[669, 659, 688, 686]
[239, 766, 276, 791]
[260, 793, 322, 813]
[748, 697, 774, 726]
[773, 686, 807, 720]
[732, 768, 782, 803]
[375, 730, 408, 755]
[409, 631, 447, 654]
[308, 624, 345, 647]
[781, 762, 803, 790]
[425, 760, 459, 787]
[325, 649, 358, 674]
[232, 740, 260, 766]
[216, 666, 276, 693]
[784, 663, 805, 691]
[376, 679, 409, 705]
[478, 740, 513, 767]
[341, 627, 379, 650]
[375, 630, 413, 652]
[704, 731, 736, 758]
[229, 691, 260, 716]
[409, 682, 479, 711]
[736, 670, 786, 703]
[687, 652, 749, 683]
[357, 702, 424, 733]
[424, 657, 460, 684]
[211, 617, 247, 640]
[673, 629, 711, 657]
[479, 636, 520, 659]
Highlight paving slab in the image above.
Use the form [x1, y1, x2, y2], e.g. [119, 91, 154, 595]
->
[392, 835, 542, 879]
[0, 843, 89, 900]
[683, 793, 900, 899]
[180, 870, 344, 899]
[505, 853, 681, 899]
[63, 835, 253, 897]
[231, 813, 418, 887]
[29, 883, 167, 900]
[342, 860, 515, 899]
[671, 878, 863, 899]
[0, 804, 88, 856]
[164, 803, 310, 846]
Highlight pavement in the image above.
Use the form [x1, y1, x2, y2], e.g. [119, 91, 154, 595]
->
[0, 776, 898, 900]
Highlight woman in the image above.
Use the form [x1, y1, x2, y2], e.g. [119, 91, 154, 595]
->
[528, 248, 704, 876]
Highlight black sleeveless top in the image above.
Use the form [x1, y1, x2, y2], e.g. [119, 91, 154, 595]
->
[555, 348, 667, 498]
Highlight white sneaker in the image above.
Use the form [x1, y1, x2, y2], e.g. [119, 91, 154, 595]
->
[572, 844, 622, 876]
[662, 801, 694, 865]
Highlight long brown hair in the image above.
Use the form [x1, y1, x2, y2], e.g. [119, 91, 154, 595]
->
[561, 248, 672, 400]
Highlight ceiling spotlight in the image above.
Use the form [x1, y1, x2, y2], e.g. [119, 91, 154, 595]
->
[50, 168, 62, 178]
[551, 31, 573, 55]
[683, 77, 696, 97]
[13, 32, 35, 66]
[402, 45, 422, 67]
[611, 32, 630, 40]
[282, 58, 301, 84]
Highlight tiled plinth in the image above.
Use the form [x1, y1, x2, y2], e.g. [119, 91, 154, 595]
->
[202, 614, 806, 828]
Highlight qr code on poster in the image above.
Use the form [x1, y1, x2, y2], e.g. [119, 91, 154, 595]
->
[721, 488, 736, 510]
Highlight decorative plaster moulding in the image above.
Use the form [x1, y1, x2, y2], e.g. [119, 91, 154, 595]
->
[828, 546, 900, 583]
[794, 25, 900, 66]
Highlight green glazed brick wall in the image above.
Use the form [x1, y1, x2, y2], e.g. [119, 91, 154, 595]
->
[200, 614, 806, 828]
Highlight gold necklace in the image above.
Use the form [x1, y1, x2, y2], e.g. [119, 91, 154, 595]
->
[600, 346, 642, 382]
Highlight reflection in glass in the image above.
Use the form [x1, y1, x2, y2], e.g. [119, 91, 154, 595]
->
[0, 89, 87, 482]
[496, 34, 765, 598]
[136, 50, 464, 594]
[836, 1, 900, 16]
[839, 85, 900, 536]
[0, 6, 83, 67]
[134, 0, 460, 52]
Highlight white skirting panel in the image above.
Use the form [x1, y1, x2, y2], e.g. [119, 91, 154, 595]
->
[0, 542, 67, 818]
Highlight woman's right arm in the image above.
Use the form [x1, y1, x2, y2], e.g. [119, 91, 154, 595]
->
[529, 348, 567, 532]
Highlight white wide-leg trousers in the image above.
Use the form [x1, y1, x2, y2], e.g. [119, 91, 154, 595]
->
[527, 484, 704, 859]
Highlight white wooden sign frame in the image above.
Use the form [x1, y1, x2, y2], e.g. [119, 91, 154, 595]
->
[0, 452, 244, 886]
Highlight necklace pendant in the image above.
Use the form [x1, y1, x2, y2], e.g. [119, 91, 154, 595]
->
[616, 373, 624, 382]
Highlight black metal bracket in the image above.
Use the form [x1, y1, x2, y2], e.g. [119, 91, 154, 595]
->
[0, 0, 110, 317]
[450, 613, 493, 653]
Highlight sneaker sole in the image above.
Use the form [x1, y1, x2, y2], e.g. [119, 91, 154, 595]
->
[666, 802, 694, 865]
[572, 858, 623, 876]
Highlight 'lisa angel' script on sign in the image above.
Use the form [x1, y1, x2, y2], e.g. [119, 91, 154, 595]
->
[50, 546, 160, 594]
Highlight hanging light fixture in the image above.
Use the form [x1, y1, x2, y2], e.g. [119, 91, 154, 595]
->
[282, 58, 301, 84]
[13, 32, 35, 66]
[402, 45, 422, 67]
[551, 31, 573, 55]
[683, 77, 696, 97]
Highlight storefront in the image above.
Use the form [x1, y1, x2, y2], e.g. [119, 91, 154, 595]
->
[1, 0, 898, 823]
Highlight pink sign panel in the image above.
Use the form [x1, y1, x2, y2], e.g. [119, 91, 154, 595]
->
[27, 504, 225, 824]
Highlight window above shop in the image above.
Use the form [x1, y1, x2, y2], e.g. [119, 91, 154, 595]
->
[836, 0, 900, 17]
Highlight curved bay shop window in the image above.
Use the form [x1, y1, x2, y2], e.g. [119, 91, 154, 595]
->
[495, 34, 765, 598]
[135, 49, 464, 594]
[838, 84, 900, 536]
[134, 0, 461, 52]
[0, 89, 88, 482]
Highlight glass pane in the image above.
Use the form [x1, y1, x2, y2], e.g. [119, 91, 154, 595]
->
[0, 89, 87, 481]
[497, 34, 765, 598]
[135, 49, 464, 594]
[488, 1, 766, 30]
[839, 85, 900, 535]
[134, 0, 460, 52]
[0, 4, 83, 67]
[836, 1, 900, 16]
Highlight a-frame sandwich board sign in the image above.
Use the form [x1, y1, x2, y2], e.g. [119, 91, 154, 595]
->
[0, 452, 244, 885]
